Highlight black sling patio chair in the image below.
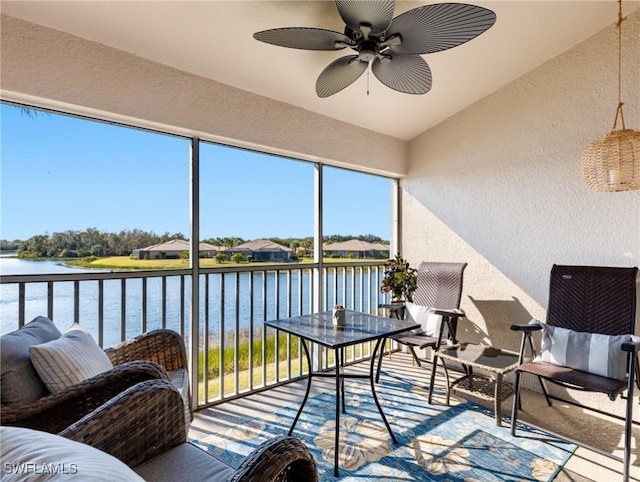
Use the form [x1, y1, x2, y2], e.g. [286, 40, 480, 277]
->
[376, 261, 467, 403]
[510, 264, 639, 481]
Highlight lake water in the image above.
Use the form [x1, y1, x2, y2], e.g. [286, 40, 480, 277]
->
[0, 257, 108, 275]
[0, 258, 382, 346]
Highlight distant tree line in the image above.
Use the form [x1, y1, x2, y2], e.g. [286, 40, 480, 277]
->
[3, 229, 388, 259]
[13, 228, 184, 258]
[201, 237, 246, 248]
[322, 234, 386, 244]
[0, 240, 20, 251]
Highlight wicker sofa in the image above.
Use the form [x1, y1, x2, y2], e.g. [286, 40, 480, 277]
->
[1, 379, 318, 481]
[0, 316, 191, 434]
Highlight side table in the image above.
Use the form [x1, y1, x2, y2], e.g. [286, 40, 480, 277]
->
[378, 302, 406, 320]
[436, 343, 520, 426]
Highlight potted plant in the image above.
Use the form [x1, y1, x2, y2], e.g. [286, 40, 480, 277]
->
[380, 254, 418, 302]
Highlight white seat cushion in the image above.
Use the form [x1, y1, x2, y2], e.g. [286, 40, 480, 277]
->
[134, 442, 233, 481]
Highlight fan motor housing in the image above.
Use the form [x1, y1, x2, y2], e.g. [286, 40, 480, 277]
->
[357, 40, 378, 62]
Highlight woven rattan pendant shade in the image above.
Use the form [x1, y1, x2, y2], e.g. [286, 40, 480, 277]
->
[582, 128, 640, 192]
[581, 0, 640, 192]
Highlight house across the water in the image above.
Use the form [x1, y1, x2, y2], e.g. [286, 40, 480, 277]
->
[224, 239, 292, 262]
[132, 239, 223, 259]
[323, 239, 390, 259]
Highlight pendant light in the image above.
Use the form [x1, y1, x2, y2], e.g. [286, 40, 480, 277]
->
[581, 0, 639, 192]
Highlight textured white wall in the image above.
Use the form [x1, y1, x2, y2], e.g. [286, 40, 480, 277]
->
[404, 11, 640, 413]
[0, 14, 406, 177]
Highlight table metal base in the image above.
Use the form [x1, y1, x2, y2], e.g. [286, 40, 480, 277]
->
[288, 338, 397, 477]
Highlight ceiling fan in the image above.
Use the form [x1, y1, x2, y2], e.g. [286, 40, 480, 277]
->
[253, 1, 496, 98]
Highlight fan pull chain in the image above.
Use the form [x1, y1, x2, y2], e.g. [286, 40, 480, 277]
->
[367, 66, 370, 96]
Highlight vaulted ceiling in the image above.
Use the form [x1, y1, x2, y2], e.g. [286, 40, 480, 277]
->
[2, 1, 637, 141]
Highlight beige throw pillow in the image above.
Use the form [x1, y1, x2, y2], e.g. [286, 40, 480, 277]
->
[29, 324, 113, 393]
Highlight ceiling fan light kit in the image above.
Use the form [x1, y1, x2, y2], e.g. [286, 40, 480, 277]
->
[581, 0, 639, 192]
[254, 1, 496, 98]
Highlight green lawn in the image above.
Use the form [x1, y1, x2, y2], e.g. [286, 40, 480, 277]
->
[67, 256, 380, 270]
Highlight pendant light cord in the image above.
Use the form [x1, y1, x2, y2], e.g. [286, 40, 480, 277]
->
[613, 0, 626, 131]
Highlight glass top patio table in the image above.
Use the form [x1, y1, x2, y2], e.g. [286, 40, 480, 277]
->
[265, 310, 418, 476]
[264, 309, 419, 349]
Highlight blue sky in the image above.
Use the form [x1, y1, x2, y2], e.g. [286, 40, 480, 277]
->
[0, 104, 392, 241]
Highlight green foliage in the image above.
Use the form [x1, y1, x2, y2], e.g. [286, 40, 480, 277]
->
[179, 251, 189, 260]
[197, 332, 299, 379]
[231, 252, 245, 263]
[13, 228, 187, 259]
[381, 254, 418, 302]
[202, 237, 246, 248]
[17, 251, 38, 258]
[323, 233, 387, 244]
[299, 239, 312, 257]
[215, 253, 226, 263]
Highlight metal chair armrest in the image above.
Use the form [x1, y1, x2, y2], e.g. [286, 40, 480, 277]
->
[511, 323, 542, 363]
[434, 308, 465, 318]
[622, 339, 640, 353]
[510, 324, 542, 333]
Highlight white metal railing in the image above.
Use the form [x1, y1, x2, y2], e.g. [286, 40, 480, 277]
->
[0, 269, 192, 347]
[0, 260, 389, 408]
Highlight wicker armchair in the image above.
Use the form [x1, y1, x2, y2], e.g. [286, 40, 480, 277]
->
[105, 329, 193, 425]
[59, 379, 318, 482]
[1, 327, 192, 434]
